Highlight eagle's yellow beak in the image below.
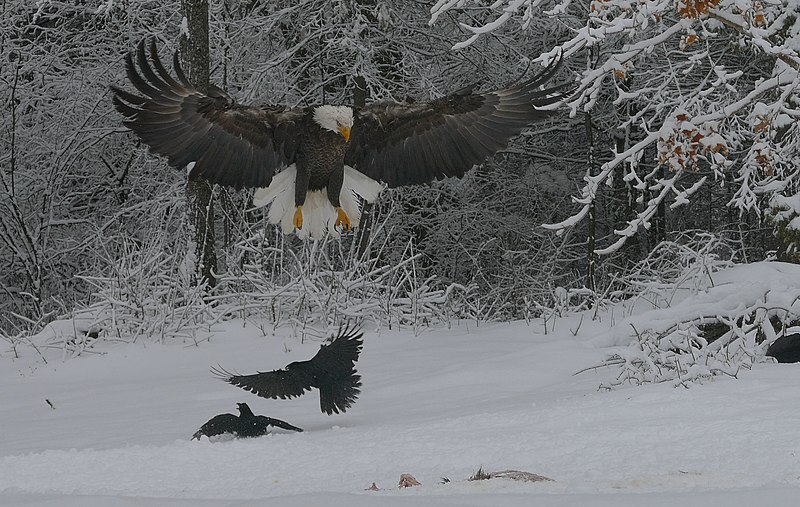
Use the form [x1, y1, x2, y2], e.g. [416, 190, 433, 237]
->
[338, 126, 351, 142]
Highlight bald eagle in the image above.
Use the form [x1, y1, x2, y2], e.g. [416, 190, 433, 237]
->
[211, 326, 363, 415]
[111, 39, 567, 239]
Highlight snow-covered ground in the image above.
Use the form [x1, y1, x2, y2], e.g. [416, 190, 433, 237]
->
[3, 262, 800, 506]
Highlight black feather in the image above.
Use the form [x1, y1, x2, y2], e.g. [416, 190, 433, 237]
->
[191, 402, 303, 440]
[212, 325, 364, 415]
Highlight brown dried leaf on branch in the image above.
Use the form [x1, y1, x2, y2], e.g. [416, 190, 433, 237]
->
[658, 112, 729, 171]
[680, 34, 699, 50]
[754, 115, 771, 134]
[677, 0, 722, 19]
[754, 145, 775, 176]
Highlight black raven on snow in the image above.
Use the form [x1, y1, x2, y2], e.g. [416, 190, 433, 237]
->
[192, 402, 303, 440]
[212, 327, 363, 415]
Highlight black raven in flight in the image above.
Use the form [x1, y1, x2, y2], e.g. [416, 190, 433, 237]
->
[212, 327, 363, 415]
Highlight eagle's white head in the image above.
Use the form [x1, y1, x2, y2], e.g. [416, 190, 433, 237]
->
[313, 105, 353, 142]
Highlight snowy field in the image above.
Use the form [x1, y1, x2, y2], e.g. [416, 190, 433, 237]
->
[3, 262, 800, 506]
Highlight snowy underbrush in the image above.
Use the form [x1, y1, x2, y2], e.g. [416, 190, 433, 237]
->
[0, 234, 217, 361]
[586, 233, 800, 388]
[1, 212, 474, 360]
[517, 233, 729, 333]
[212, 224, 474, 336]
[616, 231, 737, 309]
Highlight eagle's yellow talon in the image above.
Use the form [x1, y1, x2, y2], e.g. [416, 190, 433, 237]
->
[335, 207, 351, 232]
[293, 206, 303, 230]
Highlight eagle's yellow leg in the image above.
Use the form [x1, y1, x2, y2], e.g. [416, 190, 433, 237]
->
[335, 207, 351, 232]
[293, 206, 303, 230]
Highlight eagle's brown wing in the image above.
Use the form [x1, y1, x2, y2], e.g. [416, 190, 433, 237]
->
[345, 55, 569, 187]
[111, 39, 304, 188]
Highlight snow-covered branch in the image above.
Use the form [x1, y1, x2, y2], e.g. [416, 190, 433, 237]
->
[432, 0, 800, 253]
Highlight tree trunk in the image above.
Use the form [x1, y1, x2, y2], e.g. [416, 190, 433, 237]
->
[653, 164, 666, 246]
[614, 134, 640, 265]
[585, 111, 597, 292]
[353, 75, 375, 260]
[179, 0, 217, 289]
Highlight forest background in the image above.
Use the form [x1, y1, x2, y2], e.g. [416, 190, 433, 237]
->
[2, 0, 799, 343]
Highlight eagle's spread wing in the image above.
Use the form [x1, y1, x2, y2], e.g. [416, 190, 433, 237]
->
[211, 364, 315, 400]
[345, 55, 568, 187]
[111, 39, 304, 188]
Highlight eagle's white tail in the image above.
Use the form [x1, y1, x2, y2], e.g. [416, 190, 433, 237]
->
[252, 165, 385, 240]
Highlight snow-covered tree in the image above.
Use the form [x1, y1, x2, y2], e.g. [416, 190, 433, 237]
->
[432, 0, 800, 254]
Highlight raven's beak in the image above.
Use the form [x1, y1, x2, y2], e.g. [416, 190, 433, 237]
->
[338, 126, 351, 142]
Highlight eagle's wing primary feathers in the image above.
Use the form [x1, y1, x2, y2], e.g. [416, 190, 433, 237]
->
[345, 55, 568, 187]
[110, 39, 304, 188]
[211, 365, 315, 400]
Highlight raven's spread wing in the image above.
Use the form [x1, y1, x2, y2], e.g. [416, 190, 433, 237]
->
[111, 39, 304, 188]
[192, 413, 240, 440]
[212, 326, 364, 414]
[318, 370, 362, 415]
[345, 55, 568, 187]
[258, 416, 304, 433]
[211, 364, 315, 400]
[310, 326, 364, 374]
[309, 326, 364, 414]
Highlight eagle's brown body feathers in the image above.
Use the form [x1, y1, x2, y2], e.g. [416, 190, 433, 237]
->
[295, 120, 349, 207]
